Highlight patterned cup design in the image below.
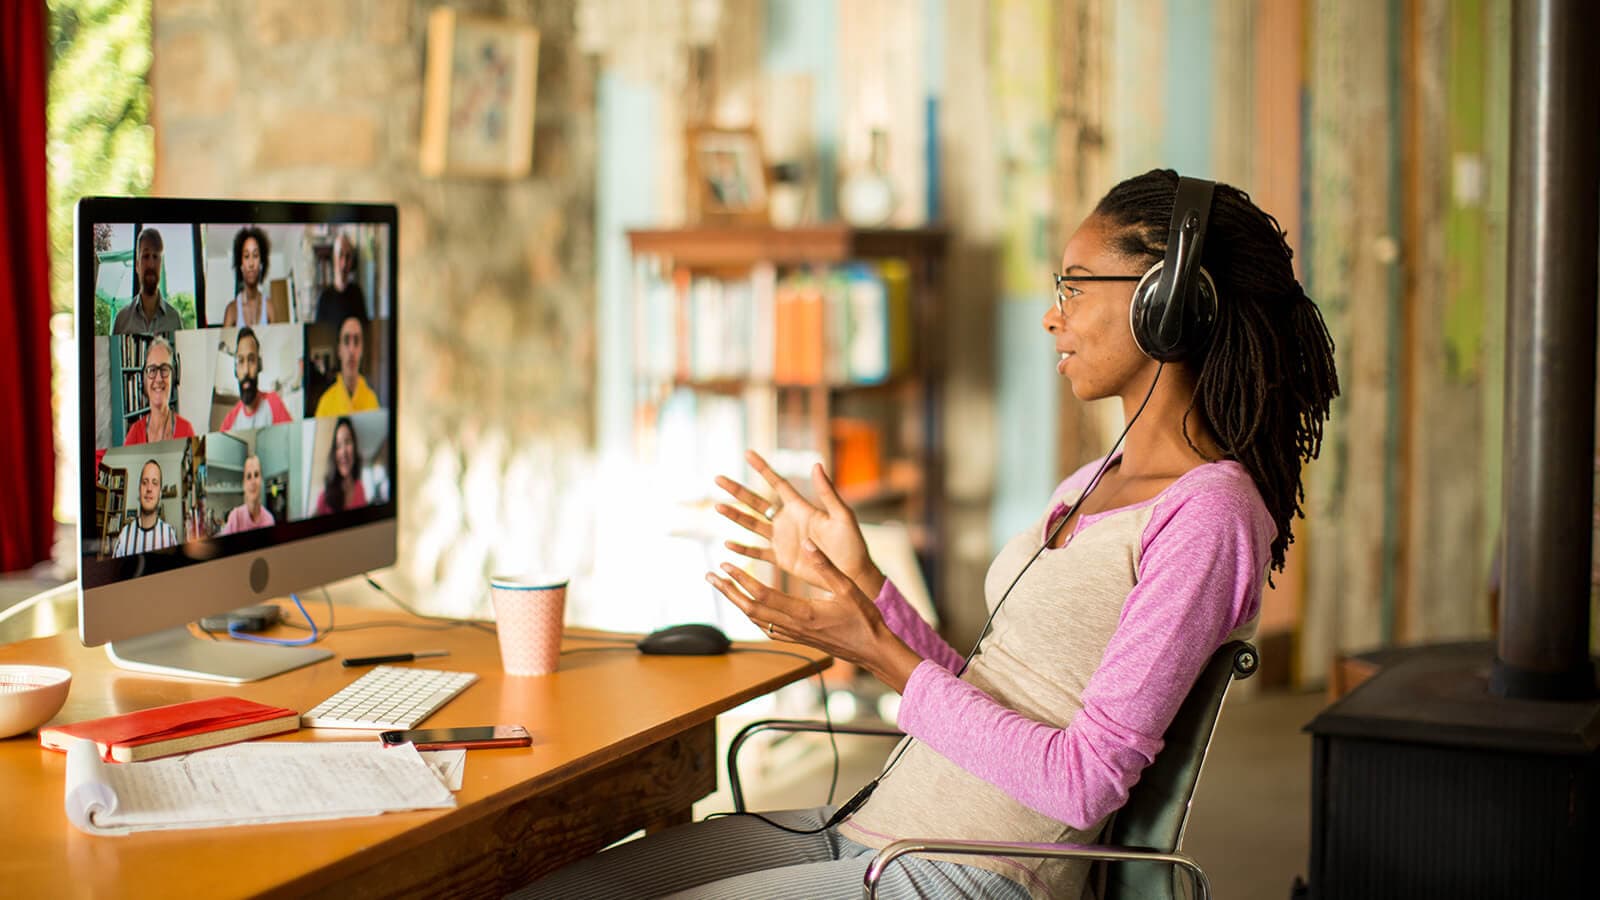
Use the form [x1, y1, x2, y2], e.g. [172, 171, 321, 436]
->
[489, 577, 568, 676]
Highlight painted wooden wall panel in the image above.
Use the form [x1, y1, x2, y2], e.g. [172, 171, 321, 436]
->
[1250, 0, 1308, 638]
[938, 0, 1006, 646]
[1053, 0, 1115, 482]
[1397, 0, 1495, 643]
[1301, 0, 1400, 683]
[1109, 0, 1168, 181]
[1210, 0, 1255, 187]
[1479, 0, 1509, 585]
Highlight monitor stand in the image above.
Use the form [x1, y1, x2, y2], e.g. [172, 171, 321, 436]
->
[106, 627, 333, 684]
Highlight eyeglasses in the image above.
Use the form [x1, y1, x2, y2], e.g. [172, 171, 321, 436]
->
[143, 363, 173, 381]
[1053, 273, 1142, 316]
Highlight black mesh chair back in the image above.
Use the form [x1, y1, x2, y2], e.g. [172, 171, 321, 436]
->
[1098, 640, 1258, 900]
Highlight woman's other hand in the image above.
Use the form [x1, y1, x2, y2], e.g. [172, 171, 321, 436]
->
[707, 540, 922, 694]
[716, 451, 886, 596]
[714, 450, 884, 597]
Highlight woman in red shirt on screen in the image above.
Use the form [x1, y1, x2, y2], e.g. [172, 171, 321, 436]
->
[123, 336, 194, 445]
[314, 417, 367, 516]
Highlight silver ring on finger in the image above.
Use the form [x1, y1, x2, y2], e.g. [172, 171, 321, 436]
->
[767, 621, 777, 636]
[764, 502, 779, 519]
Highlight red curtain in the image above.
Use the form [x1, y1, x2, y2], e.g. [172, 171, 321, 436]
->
[0, 1, 56, 573]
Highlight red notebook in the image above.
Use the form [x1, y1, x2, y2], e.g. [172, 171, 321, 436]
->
[39, 696, 300, 763]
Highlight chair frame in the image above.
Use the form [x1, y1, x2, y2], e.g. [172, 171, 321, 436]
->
[725, 641, 1258, 900]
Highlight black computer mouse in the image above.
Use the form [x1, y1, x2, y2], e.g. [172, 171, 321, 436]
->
[637, 623, 733, 656]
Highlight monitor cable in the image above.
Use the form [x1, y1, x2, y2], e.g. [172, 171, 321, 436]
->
[225, 592, 321, 646]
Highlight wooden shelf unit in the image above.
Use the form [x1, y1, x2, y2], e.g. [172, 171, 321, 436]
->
[627, 224, 947, 610]
[95, 461, 128, 558]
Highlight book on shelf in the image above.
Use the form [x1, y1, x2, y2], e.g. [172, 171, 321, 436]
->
[119, 333, 148, 368]
[634, 261, 910, 388]
[40, 696, 300, 763]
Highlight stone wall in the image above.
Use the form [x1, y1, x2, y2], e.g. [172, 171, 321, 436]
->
[150, 0, 597, 612]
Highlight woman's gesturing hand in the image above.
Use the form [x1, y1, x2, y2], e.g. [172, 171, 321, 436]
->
[707, 540, 922, 694]
[713, 450, 883, 597]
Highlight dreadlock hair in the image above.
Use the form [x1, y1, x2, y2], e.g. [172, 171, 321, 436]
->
[1092, 168, 1340, 574]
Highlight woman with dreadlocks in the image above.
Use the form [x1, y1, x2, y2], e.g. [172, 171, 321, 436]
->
[514, 169, 1339, 900]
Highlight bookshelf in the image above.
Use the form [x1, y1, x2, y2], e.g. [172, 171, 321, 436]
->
[95, 461, 128, 558]
[627, 225, 946, 612]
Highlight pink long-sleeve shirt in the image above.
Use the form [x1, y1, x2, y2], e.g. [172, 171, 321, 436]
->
[839, 455, 1271, 897]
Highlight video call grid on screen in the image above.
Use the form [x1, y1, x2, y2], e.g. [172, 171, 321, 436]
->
[77, 198, 398, 588]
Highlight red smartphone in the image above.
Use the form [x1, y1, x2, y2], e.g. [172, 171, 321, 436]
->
[379, 725, 532, 750]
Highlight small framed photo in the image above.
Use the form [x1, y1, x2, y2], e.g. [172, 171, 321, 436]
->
[686, 126, 770, 225]
[420, 8, 540, 178]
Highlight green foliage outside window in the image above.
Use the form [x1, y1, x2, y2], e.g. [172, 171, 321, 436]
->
[46, 0, 154, 315]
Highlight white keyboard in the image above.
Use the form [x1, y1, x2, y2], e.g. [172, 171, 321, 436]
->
[301, 665, 478, 730]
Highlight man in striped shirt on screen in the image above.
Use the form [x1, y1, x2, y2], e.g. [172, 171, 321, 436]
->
[112, 459, 178, 557]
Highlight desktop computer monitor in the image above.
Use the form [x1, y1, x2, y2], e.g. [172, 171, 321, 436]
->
[75, 197, 399, 682]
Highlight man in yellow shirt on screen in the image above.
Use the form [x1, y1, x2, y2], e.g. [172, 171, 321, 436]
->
[315, 315, 379, 416]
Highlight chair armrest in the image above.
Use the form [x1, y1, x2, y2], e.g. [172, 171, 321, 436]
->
[862, 838, 1210, 900]
[727, 718, 903, 812]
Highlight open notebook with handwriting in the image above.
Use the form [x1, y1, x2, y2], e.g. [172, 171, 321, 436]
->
[63, 738, 458, 835]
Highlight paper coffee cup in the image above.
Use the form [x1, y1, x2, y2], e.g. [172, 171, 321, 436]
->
[489, 575, 568, 676]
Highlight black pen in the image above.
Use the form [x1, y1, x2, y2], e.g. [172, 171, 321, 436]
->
[342, 650, 451, 667]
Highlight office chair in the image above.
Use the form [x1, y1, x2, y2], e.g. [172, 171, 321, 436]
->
[727, 640, 1259, 900]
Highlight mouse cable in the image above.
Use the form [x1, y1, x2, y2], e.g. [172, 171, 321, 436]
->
[801, 363, 1167, 834]
[364, 574, 498, 634]
[559, 645, 638, 657]
[279, 588, 469, 635]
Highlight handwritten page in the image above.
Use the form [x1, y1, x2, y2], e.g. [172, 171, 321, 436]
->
[64, 738, 456, 836]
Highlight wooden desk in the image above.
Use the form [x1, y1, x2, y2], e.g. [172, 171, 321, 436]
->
[0, 605, 828, 898]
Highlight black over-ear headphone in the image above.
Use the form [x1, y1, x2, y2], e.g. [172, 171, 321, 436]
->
[1128, 175, 1219, 362]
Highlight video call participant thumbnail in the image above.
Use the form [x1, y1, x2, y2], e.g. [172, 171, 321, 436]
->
[123, 336, 195, 444]
[218, 453, 275, 535]
[112, 227, 184, 335]
[220, 326, 293, 430]
[314, 316, 379, 417]
[314, 231, 367, 325]
[314, 417, 368, 515]
[222, 226, 276, 326]
[112, 459, 178, 556]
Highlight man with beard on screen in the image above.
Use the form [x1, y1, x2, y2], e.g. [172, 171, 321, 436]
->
[111, 459, 178, 556]
[112, 226, 185, 335]
[219, 326, 293, 431]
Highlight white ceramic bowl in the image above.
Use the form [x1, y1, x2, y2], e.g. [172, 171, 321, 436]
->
[0, 665, 73, 739]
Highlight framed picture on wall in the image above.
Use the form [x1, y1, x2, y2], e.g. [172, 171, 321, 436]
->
[686, 126, 770, 225]
[420, 8, 540, 178]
